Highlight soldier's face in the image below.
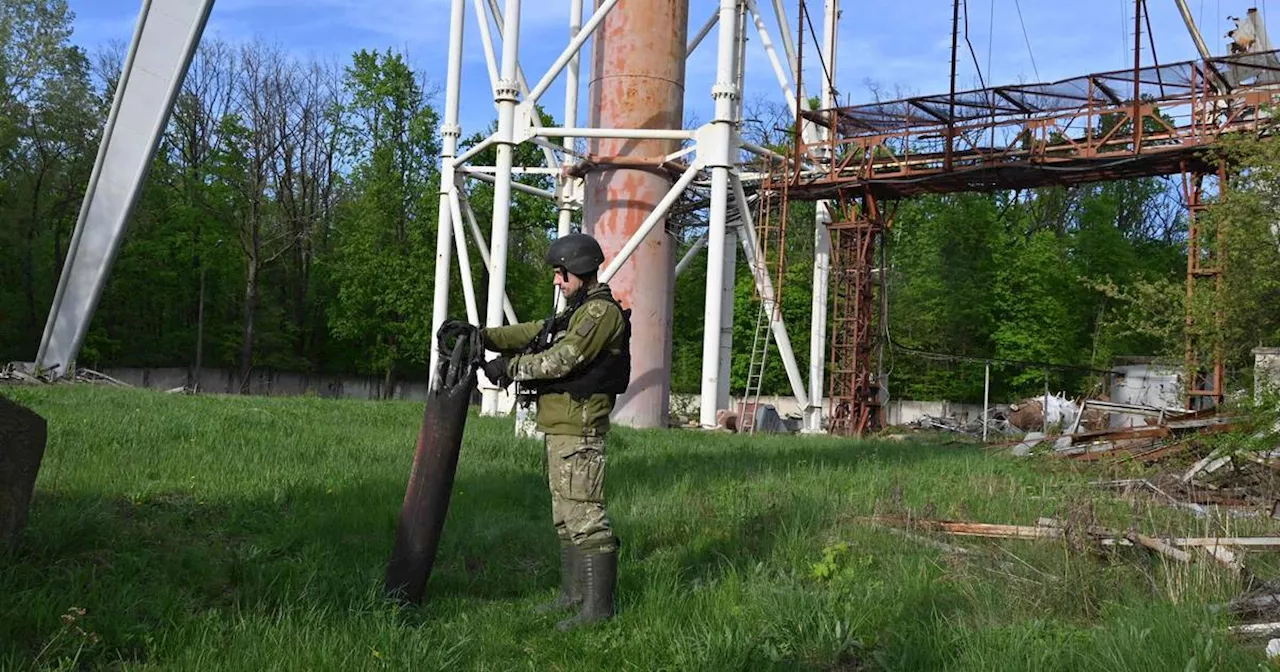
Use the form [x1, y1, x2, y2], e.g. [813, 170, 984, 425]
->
[554, 267, 583, 298]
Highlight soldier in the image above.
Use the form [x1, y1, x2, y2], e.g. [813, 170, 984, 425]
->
[471, 232, 631, 631]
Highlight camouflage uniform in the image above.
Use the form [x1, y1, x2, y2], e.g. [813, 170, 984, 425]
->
[481, 283, 627, 552]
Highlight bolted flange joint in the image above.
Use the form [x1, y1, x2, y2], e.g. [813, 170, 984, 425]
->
[440, 122, 461, 140]
[494, 79, 521, 104]
[711, 82, 738, 103]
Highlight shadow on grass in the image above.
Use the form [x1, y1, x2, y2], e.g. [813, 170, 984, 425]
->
[0, 422, 986, 668]
[0, 464, 553, 665]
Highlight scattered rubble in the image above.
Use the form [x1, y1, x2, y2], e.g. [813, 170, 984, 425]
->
[906, 408, 1015, 437]
[993, 396, 1280, 521]
[0, 363, 40, 384]
[1002, 403, 1243, 461]
[1007, 392, 1084, 432]
[884, 394, 1280, 642]
[1, 362, 133, 387]
[863, 512, 1280, 633]
[861, 513, 1280, 571]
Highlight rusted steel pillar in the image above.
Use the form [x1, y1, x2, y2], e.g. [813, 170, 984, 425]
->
[584, 0, 689, 428]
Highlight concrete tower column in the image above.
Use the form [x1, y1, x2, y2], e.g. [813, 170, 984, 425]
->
[584, 0, 690, 428]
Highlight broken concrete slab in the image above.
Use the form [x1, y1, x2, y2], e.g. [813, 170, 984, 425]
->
[1013, 431, 1045, 456]
[0, 396, 47, 547]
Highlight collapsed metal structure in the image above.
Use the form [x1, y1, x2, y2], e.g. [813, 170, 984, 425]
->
[25, 1, 1280, 437]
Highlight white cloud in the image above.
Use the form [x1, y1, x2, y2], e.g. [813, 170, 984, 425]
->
[69, 0, 1263, 137]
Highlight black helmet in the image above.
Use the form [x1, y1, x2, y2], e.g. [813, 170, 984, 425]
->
[545, 233, 605, 276]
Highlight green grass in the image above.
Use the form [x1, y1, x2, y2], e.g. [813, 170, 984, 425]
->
[1, 384, 1276, 670]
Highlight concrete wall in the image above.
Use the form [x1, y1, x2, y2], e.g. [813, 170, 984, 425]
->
[96, 367, 996, 430]
[669, 393, 996, 428]
[1255, 347, 1280, 399]
[99, 367, 433, 401]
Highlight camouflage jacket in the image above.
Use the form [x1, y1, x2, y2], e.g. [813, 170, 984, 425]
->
[480, 283, 628, 436]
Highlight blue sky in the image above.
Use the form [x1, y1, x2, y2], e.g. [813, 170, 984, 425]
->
[66, 0, 1268, 138]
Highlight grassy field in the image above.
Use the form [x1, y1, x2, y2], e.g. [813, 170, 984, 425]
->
[1, 384, 1277, 670]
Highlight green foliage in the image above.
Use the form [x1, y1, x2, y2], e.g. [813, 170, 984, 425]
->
[0, 0, 98, 362]
[888, 181, 1187, 403]
[326, 49, 440, 381]
[1195, 135, 1280, 375]
[810, 541, 875, 584]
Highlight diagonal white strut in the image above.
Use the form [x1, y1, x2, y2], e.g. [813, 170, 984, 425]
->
[35, 0, 215, 377]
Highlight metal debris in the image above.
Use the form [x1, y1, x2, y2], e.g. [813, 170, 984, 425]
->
[0, 363, 133, 387]
[907, 410, 1015, 437]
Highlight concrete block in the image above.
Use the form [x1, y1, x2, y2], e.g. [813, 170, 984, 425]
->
[1255, 347, 1280, 400]
[0, 396, 47, 547]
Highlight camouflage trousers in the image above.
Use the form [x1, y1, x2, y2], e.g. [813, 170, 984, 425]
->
[544, 433, 616, 552]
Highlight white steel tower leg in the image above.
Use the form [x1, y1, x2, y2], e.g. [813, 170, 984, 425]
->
[698, 0, 741, 428]
[557, 0, 583, 238]
[806, 204, 832, 431]
[35, 0, 214, 377]
[554, 0, 584, 314]
[716, 0, 748, 417]
[716, 226, 738, 413]
[480, 0, 522, 416]
[805, 0, 839, 433]
[429, 0, 468, 391]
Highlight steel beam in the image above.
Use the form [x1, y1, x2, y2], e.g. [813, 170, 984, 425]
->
[479, 0, 523, 416]
[457, 190, 519, 326]
[805, 0, 838, 433]
[35, 0, 214, 377]
[696, 0, 741, 429]
[428, 0, 469, 392]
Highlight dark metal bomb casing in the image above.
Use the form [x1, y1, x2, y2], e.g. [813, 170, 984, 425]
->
[384, 325, 481, 605]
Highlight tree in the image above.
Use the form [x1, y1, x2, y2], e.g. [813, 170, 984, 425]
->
[0, 0, 98, 362]
[326, 49, 439, 395]
[1193, 137, 1280, 381]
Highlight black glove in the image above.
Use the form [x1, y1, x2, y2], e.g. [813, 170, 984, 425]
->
[482, 356, 512, 388]
[438, 319, 472, 339]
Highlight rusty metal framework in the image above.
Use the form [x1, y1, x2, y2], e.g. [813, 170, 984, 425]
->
[763, 48, 1280, 434]
[1182, 160, 1228, 408]
[826, 189, 890, 436]
[791, 50, 1280, 199]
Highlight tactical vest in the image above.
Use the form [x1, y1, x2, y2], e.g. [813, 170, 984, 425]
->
[524, 288, 631, 399]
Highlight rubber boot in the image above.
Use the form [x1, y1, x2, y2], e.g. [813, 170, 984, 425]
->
[534, 542, 582, 613]
[556, 548, 616, 631]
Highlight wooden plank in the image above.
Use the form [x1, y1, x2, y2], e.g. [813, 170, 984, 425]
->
[1228, 622, 1280, 636]
[1128, 532, 1192, 563]
[861, 516, 1063, 540]
[1200, 545, 1243, 571]
[1173, 537, 1280, 548]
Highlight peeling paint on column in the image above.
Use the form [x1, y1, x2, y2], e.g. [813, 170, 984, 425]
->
[585, 0, 689, 428]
